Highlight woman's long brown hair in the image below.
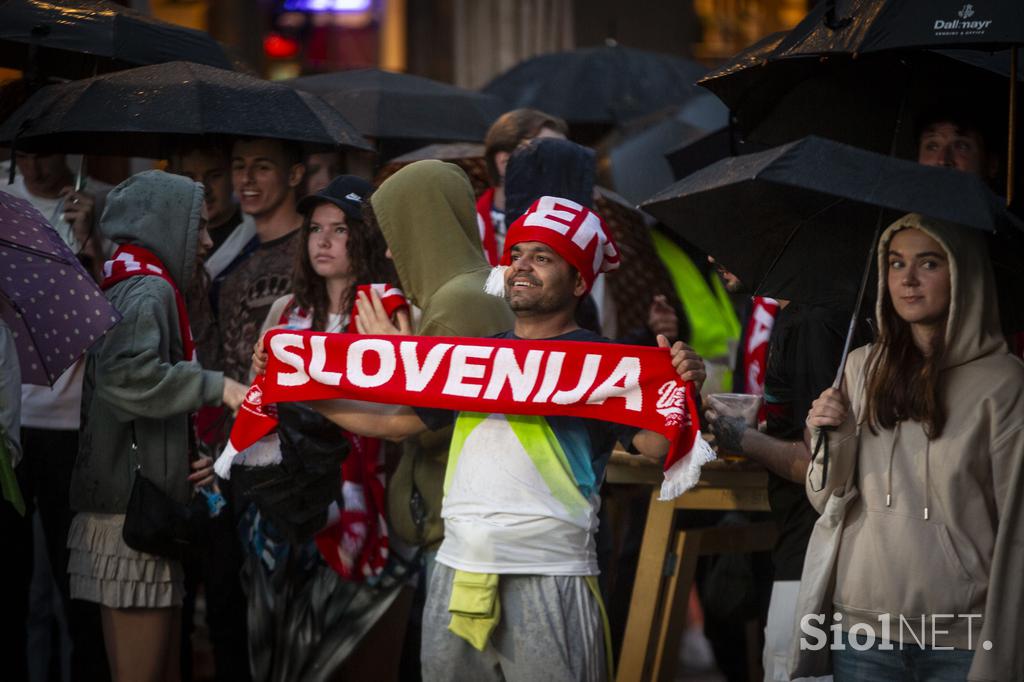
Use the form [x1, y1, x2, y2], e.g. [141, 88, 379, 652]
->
[863, 235, 948, 439]
[290, 198, 396, 332]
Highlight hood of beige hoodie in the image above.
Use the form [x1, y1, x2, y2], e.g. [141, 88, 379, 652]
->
[875, 213, 1006, 369]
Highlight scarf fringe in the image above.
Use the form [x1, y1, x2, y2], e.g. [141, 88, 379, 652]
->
[484, 266, 508, 297]
[658, 433, 717, 501]
[213, 444, 238, 480]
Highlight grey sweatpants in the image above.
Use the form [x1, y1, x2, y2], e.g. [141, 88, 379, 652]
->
[422, 562, 606, 682]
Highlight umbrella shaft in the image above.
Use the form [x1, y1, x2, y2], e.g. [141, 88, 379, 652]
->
[833, 215, 884, 391]
[1009, 47, 1018, 205]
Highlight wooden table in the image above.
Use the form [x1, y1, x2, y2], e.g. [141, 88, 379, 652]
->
[606, 452, 776, 682]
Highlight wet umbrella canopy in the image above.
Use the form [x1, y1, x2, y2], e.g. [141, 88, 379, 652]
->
[603, 94, 728, 204]
[702, 33, 1022, 156]
[642, 136, 1021, 308]
[0, 0, 233, 79]
[286, 69, 505, 142]
[0, 61, 372, 157]
[0, 190, 120, 385]
[772, 0, 1024, 53]
[483, 44, 708, 126]
[699, 1, 1024, 198]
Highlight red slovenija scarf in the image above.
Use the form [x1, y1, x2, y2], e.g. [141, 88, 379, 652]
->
[221, 331, 714, 502]
[101, 244, 194, 360]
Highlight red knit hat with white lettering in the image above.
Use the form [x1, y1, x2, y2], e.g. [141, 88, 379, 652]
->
[484, 196, 620, 296]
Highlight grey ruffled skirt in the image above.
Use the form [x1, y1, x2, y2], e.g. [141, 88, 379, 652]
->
[67, 512, 184, 609]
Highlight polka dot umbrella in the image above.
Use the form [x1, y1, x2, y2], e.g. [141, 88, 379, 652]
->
[0, 190, 121, 386]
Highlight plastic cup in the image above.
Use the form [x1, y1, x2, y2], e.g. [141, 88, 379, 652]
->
[706, 393, 762, 428]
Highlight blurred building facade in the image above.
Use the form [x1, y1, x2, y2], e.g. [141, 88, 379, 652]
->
[155, 0, 810, 84]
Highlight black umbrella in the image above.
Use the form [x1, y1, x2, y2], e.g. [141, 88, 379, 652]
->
[665, 127, 770, 182]
[703, 35, 1021, 152]
[482, 43, 708, 127]
[699, 1, 1023, 199]
[0, 0, 233, 80]
[601, 93, 728, 204]
[773, 0, 1024, 53]
[642, 135, 1021, 309]
[0, 61, 372, 157]
[285, 69, 505, 143]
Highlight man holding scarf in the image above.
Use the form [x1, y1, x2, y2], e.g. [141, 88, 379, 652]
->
[254, 195, 707, 681]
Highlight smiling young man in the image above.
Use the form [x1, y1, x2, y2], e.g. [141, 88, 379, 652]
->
[288, 195, 706, 681]
[168, 141, 258, 281]
[216, 138, 306, 384]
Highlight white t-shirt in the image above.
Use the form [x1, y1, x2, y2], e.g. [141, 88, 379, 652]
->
[415, 329, 637, 576]
[437, 413, 602, 575]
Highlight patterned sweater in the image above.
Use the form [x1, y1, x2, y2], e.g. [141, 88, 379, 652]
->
[216, 230, 300, 383]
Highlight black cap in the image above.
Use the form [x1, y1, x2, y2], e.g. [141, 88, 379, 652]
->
[297, 174, 374, 222]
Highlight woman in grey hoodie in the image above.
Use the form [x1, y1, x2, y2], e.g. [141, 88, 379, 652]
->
[68, 171, 246, 682]
[807, 213, 1024, 681]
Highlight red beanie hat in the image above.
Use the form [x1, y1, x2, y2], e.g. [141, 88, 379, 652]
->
[494, 196, 620, 293]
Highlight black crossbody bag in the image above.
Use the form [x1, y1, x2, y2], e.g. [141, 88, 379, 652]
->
[122, 423, 207, 559]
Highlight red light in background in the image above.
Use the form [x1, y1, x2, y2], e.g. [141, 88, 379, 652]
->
[264, 33, 300, 59]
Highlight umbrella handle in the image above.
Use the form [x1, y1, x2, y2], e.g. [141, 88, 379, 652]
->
[809, 428, 830, 493]
[75, 156, 88, 193]
[1009, 46, 1017, 206]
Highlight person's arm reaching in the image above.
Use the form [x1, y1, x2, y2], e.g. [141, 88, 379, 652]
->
[312, 399, 428, 443]
[704, 410, 811, 483]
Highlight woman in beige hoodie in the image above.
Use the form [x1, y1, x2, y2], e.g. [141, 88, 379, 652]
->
[806, 213, 1023, 681]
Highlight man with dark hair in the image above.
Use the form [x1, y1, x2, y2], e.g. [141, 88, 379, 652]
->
[168, 140, 256, 280]
[177, 136, 304, 682]
[915, 107, 999, 183]
[477, 108, 568, 265]
[216, 137, 306, 384]
[915, 104, 1023, 354]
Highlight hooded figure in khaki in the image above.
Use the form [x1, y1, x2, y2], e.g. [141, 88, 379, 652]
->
[372, 160, 514, 548]
[806, 213, 1024, 680]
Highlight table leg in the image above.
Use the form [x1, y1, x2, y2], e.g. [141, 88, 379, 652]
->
[651, 529, 701, 682]
[616, 490, 677, 682]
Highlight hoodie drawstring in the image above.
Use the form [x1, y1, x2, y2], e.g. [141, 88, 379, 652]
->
[885, 422, 899, 509]
[923, 439, 931, 521]
[884, 421, 932, 520]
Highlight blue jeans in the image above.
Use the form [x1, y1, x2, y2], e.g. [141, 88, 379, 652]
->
[833, 630, 973, 681]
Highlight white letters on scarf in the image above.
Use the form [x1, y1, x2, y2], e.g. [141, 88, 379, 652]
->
[218, 331, 715, 500]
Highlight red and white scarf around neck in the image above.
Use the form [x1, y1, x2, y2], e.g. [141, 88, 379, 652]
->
[220, 331, 714, 501]
[101, 244, 194, 360]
